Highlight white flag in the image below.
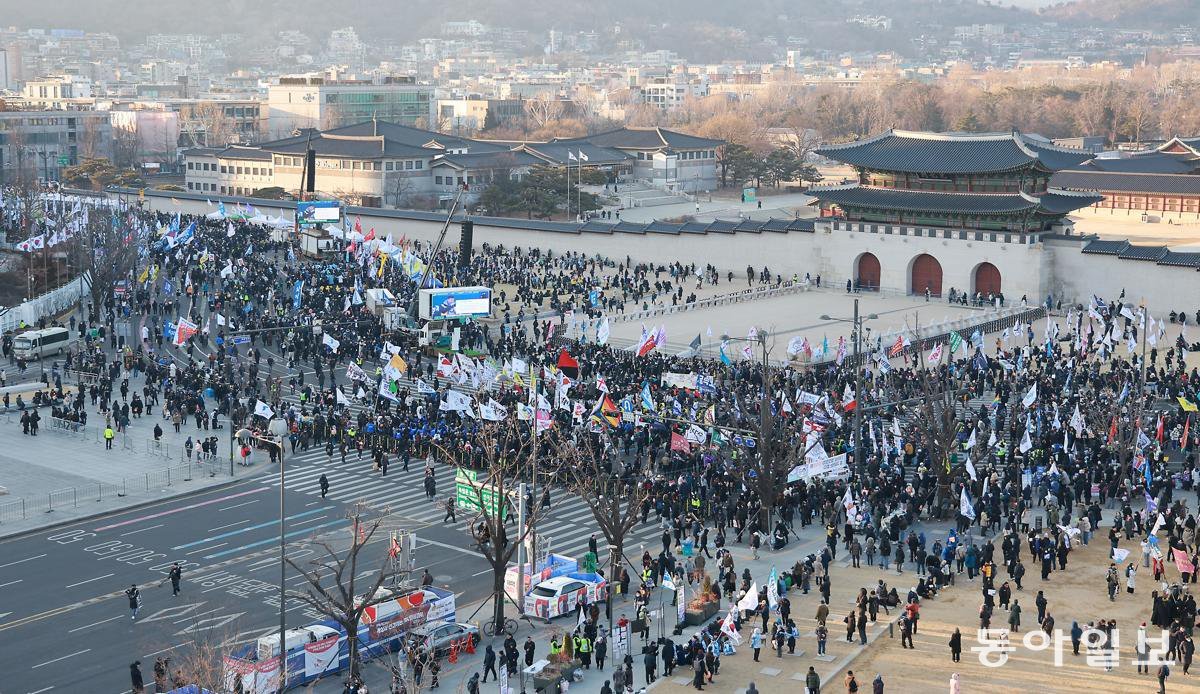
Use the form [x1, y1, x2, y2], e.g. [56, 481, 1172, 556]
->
[215, 313, 226, 327]
[987, 430, 997, 449]
[965, 457, 978, 482]
[736, 583, 759, 612]
[322, 332, 341, 353]
[597, 317, 610, 346]
[965, 428, 976, 450]
[254, 400, 275, 419]
[1019, 428, 1033, 453]
[336, 388, 350, 406]
[1022, 383, 1037, 409]
[959, 487, 976, 520]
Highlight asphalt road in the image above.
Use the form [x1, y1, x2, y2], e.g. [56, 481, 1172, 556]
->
[0, 435, 669, 694]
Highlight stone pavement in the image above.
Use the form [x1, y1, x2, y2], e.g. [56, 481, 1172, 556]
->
[0, 368, 263, 538]
[329, 514, 964, 694]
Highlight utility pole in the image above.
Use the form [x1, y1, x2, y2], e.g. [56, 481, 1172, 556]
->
[853, 297, 865, 478]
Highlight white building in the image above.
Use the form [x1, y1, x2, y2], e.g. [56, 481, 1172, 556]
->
[266, 76, 435, 139]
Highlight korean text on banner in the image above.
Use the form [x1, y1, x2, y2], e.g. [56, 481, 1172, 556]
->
[304, 634, 341, 677]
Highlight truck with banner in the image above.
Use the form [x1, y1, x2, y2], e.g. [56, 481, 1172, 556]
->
[223, 586, 456, 691]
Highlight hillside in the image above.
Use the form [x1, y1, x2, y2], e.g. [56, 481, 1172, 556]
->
[1041, 0, 1200, 27]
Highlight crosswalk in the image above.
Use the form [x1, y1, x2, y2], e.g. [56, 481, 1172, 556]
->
[271, 445, 667, 564]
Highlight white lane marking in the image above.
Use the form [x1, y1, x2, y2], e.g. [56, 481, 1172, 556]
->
[0, 554, 47, 569]
[0, 579, 23, 588]
[64, 573, 115, 589]
[31, 649, 90, 669]
[217, 500, 260, 512]
[68, 616, 124, 633]
[415, 536, 484, 557]
[143, 641, 192, 658]
[28, 687, 55, 694]
[207, 519, 252, 532]
[118, 523, 165, 537]
[185, 542, 227, 556]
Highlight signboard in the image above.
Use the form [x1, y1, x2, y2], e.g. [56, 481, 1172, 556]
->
[232, 335, 251, 345]
[742, 187, 756, 203]
[58, 155, 70, 166]
[455, 468, 508, 518]
[420, 286, 492, 321]
[296, 200, 341, 227]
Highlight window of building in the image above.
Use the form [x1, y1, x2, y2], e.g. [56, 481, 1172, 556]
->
[404, 160, 413, 170]
[386, 162, 394, 171]
[435, 176, 444, 185]
[221, 165, 228, 174]
[220, 186, 226, 194]
[235, 166, 243, 174]
[188, 182, 194, 190]
[352, 161, 361, 170]
[415, 160, 423, 169]
[188, 162, 195, 170]
[372, 162, 381, 171]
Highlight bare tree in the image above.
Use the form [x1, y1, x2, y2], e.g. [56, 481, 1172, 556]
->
[906, 340, 968, 516]
[524, 97, 567, 132]
[183, 102, 237, 148]
[435, 419, 549, 636]
[286, 504, 396, 681]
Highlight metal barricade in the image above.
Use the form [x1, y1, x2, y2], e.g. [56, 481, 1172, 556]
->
[46, 487, 78, 513]
[0, 498, 27, 523]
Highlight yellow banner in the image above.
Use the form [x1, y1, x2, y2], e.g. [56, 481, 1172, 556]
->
[1180, 397, 1199, 412]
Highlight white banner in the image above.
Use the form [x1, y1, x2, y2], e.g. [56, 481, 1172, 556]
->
[661, 372, 698, 390]
[499, 662, 510, 694]
[303, 635, 340, 678]
[788, 453, 850, 483]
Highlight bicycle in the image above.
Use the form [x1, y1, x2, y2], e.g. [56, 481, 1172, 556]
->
[483, 616, 518, 636]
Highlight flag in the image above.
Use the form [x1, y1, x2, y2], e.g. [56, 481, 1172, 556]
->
[641, 382, 656, 412]
[254, 400, 275, 419]
[556, 349, 580, 379]
[591, 395, 621, 428]
[1175, 548, 1196, 576]
[174, 318, 199, 346]
[927, 343, 943, 363]
[720, 608, 742, 645]
[1070, 404, 1085, 437]
[597, 317, 610, 345]
[636, 324, 658, 357]
[670, 432, 691, 452]
[965, 428, 977, 450]
[842, 383, 856, 412]
[689, 334, 702, 354]
[336, 388, 350, 406]
[1183, 415, 1191, 450]
[568, 151, 577, 161]
[685, 424, 708, 445]
[965, 456, 978, 481]
[1180, 397, 1199, 413]
[292, 280, 303, 310]
[322, 332, 341, 353]
[959, 487, 976, 521]
[766, 566, 779, 609]
[1019, 428, 1033, 453]
[736, 583, 759, 612]
[889, 335, 904, 357]
[1022, 383, 1037, 409]
[719, 340, 732, 366]
[578, 150, 589, 162]
[949, 331, 963, 354]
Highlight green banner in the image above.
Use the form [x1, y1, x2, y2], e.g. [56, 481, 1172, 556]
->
[455, 468, 508, 519]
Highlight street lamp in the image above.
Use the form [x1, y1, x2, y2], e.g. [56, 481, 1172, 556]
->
[821, 298, 878, 478]
[235, 427, 287, 685]
[721, 330, 772, 527]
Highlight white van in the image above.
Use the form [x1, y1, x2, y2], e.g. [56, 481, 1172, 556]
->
[12, 327, 73, 360]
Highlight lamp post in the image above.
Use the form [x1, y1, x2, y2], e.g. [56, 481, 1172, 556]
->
[236, 427, 287, 684]
[721, 330, 772, 528]
[821, 298, 878, 478]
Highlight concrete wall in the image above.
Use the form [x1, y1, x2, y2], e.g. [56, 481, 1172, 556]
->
[119, 189, 1200, 310]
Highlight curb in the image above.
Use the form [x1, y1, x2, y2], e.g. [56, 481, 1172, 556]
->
[0, 474, 257, 542]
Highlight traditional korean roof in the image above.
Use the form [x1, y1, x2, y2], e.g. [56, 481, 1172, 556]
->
[815, 130, 1092, 175]
[808, 183, 1101, 216]
[1052, 170, 1200, 196]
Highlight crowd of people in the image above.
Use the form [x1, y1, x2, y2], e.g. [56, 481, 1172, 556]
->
[6, 196, 1200, 693]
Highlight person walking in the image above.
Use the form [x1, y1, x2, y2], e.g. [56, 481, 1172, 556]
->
[319, 474, 329, 499]
[1008, 599, 1022, 633]
[844, 670, 860, 693]
[1157, 662, 1169, 694]
[168, 563, 182, 596]
[481, 645, 497, 682]
[949, 628, 962, 662]
[949, 673, 961, 694]
[130, 661, 145, 693]
[443, 497, 457, 524]
[104, 424, 115, 449]
[126, 584, 141, 620]
[805, 666, 820, 694]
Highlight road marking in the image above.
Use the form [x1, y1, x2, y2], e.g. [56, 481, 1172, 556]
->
[68, 615, 123, 633]
[288, 514, 331, 528]
[143, 641, 192, 658]
[93, 487, 267, 531]
[186, 542, 227, 556]
[173, 608, 222, 624]
[64, 573, 115, 589]
[203, 519, 346, 559]
[217, 499, 260, 512]
[416, 537, 484, 557]
[472, 568, 492, 577]
[28, 687, 54, 694]
[0, 553, 47, 569]
[0, 579, 23, 588]
[118, 523, 165, 537]
[173, 509, 325, 550]
[208, 519, 252, 532]
[31, 649, 90, 668]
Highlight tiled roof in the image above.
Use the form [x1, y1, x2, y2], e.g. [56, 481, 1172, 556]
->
[815, 129, 1092, 174]
[554, 127, 723, 151]
[1080, 152, 1198, 175]
[1052, 170, 1200, 195]
[809, 184, 1098, 215]
[1118, 244, 1169, 262]
[1080, 239, 1130, 255]
[519, 142, 631, 166]
[1080, 240, 1200, 268]
[433, 150, 543, 170]
[1159, 251, 1200, 268]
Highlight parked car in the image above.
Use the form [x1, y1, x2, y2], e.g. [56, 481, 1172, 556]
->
[524, 574, 607, 622]
[407, 622, 480, 656]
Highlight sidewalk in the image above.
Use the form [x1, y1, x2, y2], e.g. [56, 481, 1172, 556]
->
[0, 385, 262, 538]
[322, 514, 962, 694]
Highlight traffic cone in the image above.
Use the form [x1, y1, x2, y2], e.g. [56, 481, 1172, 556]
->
[465, 636, 476, 654]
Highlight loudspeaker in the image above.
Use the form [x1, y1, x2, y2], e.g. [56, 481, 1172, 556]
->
[458, 220, 474, 268]
[304, 149, 316, 192]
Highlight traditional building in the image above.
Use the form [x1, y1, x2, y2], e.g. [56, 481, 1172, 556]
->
[810, 130, 1102, 296]
[1052, 137, 1200, 221]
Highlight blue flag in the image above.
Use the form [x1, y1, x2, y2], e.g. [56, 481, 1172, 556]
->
[641, 382, 655, 412]
[719, 341, 732, 366]
[162, 320, 176, 340]
[292, 279, 303, 310]
[162, 279, 173, 295]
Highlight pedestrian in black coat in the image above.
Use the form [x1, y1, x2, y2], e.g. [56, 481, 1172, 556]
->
[130, 661, 144, 692]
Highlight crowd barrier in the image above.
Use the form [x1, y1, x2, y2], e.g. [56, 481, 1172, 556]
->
[608, 280, 809, 325]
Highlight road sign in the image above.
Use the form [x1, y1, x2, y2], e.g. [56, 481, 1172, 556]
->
[57, 155, 70, 166]
[455, 468, 508, 519]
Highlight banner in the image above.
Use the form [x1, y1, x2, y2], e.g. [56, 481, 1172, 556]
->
[254, 659, 280, 694]
[499, 662, 510, 694]
[303, 635, 340, 678]
[661, 372, 698, 390]
[1175, 548, 1196, 575]
[222, 657, 255, 693]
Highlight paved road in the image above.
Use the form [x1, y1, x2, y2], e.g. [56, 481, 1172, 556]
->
[0, 436, 672, 694]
